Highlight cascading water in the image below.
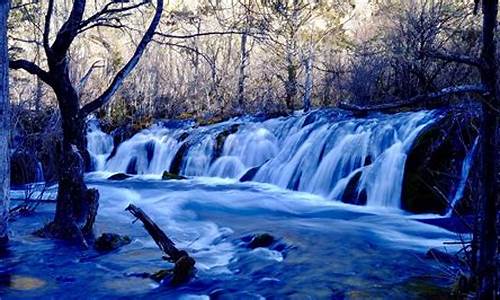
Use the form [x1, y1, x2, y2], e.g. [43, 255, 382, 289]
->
[445, 136, 479, 217]
[87, 119, 114, 171]
[88, 109, 441, 209]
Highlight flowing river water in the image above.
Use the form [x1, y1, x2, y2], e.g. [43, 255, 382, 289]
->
[1, 109, 472, 299]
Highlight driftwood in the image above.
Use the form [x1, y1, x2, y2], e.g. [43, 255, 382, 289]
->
[125, 204, 195, 285]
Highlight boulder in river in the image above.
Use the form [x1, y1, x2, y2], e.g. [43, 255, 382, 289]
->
[247, 233, 275, 249]
[107, 173, 132, 181]
[402, 110, 479, 215]
[94, 233, 132, 252]
[162, 171, 187, 180]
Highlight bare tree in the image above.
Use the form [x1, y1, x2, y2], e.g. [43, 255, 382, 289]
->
[9, 0, 164, 245]
[0, 0, 9, 247]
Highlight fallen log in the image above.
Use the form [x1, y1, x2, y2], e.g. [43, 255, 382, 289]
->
[125, 204, 195, 285]
[339, 84, 487, 114]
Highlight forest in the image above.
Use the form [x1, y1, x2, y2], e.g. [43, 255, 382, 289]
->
[0, 0, 498, 298]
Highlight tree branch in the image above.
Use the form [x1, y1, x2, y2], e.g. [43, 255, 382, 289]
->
[9, 59, 51, 85]
[339, 84, 488, 113]
[50, 0, 86, 59]
[155, 30, 251, 39]
[79, 0, 164, 118]
[78, 1, 149, 31]
[43, 0, 54, 55]
[77, 61, 104, 95]
[424, 50, 481, 68]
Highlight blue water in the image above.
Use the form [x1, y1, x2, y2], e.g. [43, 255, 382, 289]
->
[2, 174, 463, 299]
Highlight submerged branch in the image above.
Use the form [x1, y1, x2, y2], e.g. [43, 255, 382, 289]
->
[126, 204, 195, 285]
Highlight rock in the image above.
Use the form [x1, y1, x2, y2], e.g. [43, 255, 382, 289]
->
[94, 233, 132, 252]
[161, 171, 187, 180]
[239, 165, 261, 182]
[169, 142, 191, 175]
[341, 171, 366, 205]
[126, 157, 138, 175]
[107, 173, 132, 181]
[402, 110, 479, 215]
[248, 233, 275, 249]
[177, 132, 189, 142]
[212, 124, 239, 163]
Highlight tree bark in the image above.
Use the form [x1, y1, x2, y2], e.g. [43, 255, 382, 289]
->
[477, 0, 499, 298]
[0, 0, 10, 247]
[237, 28, 249, 112]
[303, 48, 313, 112]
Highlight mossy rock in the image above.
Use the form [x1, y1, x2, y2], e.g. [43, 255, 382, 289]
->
[162, 171, 187, 180]
[107, 173, 132, 181]
[95, 233, 132, 252]
[197, 115, 226, 126]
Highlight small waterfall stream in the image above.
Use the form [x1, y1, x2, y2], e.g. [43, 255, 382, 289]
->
[87, 109, 442, 209]
[445, 136, 479, 217]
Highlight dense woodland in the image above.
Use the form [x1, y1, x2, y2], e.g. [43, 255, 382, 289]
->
[0, 0, 498, 298]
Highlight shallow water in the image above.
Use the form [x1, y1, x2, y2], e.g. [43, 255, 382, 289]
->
[1, 175, 464, 299]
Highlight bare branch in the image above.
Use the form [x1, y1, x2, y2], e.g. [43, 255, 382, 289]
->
[43, 0, 54, 55]
[50, 0, 86, 59]
[77, 61, 104, 95]
[424, 49, 481, 67]
[155, 30, 252, 39]
[78, 1, 149, 31]
[79, 0, 164, 118]
[9, 59, 51, 85]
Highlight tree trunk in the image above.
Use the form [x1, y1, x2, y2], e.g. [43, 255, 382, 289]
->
[285, 48, 297, 112]
[36, 61, 98, 245]
[0, 0, 10, 247]
[303, 49, 313, 112]
[477, 0, 499, 298]
[237, 27, 249, 112]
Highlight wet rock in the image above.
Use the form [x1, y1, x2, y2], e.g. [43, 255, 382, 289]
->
[177, 132, 189, 142]
[248, 233, 275, 249]
[169, 142, 191, 175]
[212, 124, 240, 163]
[145, 141, 155, 164]
[239, 165, 261, 182]
[402, 110, 479, 215]
[107, 173, 132, 181]
[341, 171, 366, 205]
[126, 157, 138, 175]
[161, 171, 187, 180]
[94, 233, 132, 252]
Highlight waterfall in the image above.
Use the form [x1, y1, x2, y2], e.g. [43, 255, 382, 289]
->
[87, 119, 113, 171]
[445, 136, 479, 217]
[87, 109, 441, 209]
